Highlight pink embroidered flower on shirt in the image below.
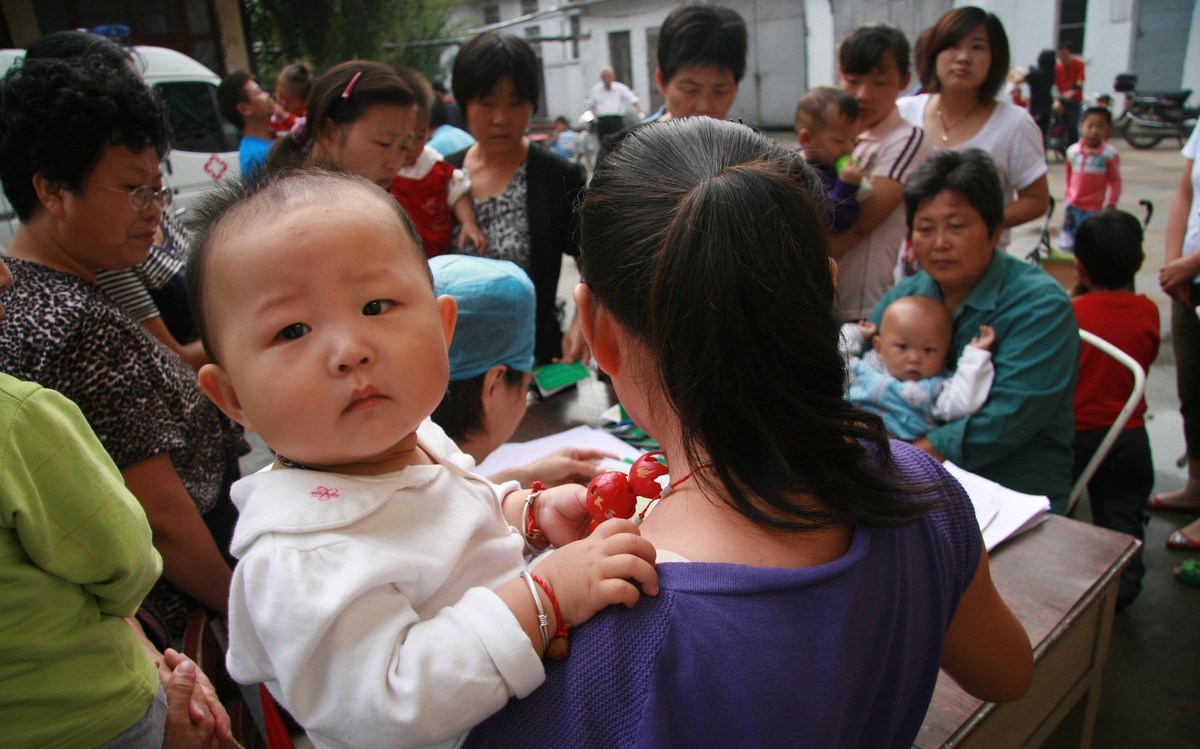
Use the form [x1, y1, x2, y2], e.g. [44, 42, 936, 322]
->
[312, 486, 340, 502]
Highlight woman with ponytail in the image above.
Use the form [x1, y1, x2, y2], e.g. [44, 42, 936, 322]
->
[465, 118, 1032, 749]
[266, 60, 417, 190]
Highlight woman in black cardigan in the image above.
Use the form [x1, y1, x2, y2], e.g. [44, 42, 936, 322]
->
[447, 32, 588, 364]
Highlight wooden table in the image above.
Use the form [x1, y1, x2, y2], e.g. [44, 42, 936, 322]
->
[519, 376, 1140, 748]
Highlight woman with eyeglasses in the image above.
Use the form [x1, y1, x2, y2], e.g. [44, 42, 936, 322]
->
[0, 59, 247, 641]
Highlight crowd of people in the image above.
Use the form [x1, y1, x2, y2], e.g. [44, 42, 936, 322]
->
[1, 1, 1196, 746]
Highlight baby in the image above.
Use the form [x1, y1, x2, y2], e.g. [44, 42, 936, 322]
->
[843, 296, 995, 441]
[795, 86, 867, 234]
[186, 167, 656, 749]
[390, 67, 487, 257]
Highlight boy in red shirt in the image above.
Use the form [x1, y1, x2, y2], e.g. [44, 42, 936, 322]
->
[1061, 106, 1120, 252]
[1071, 209, 1159, 607]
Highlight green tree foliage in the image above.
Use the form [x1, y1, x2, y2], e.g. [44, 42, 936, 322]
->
[245, 0, 466, 84]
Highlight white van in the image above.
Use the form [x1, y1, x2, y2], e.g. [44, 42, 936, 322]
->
[0, 45, 242, 248]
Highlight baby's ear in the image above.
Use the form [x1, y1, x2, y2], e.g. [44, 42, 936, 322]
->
[197, 363, 254, 431]
[872, 334, 883, 353]
[436, 294, 458, 350]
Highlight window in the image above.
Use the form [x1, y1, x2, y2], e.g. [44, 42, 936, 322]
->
[608, 31, 632, 87]
[155, 81, 239, 153]
[521, 0, 538, 15]
[1058, 0, 1088, 54]
[483, 0, 500, 25]
[570, 15, 581, 59]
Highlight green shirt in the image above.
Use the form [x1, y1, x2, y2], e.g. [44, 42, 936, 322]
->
[870, 250, 1079, 511]
[0, 374, 162, 747]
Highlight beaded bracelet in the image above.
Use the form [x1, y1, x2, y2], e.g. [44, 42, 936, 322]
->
[522, 481, 549, 554]
[520, 570, 550, 653]
[531, 573, 570, 660]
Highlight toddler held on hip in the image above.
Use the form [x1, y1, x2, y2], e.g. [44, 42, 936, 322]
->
[185, 167, 656, 749]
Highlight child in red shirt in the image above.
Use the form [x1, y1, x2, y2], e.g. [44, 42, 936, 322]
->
[1071, 209, 1159, 607]
[389, 68, 487, 257]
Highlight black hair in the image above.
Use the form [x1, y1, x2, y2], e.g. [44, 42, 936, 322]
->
[902, 147, 1008, 235]
[217, 70, 252, 130]
[185, 166, 426, 364]
[433, 366, 526, 443]
[1036, 49, 1056, 74]
[451, 33, 541, 114]
[276, 61, 312, 99]
[795, 86, 859, 132]
[916, 6, 1010, 103]
[1081, 105, 1112, 126]
[396, 65, 434, 113]
[657, 2, 748, 84]
[0, 58, 169, 222]
[1074, 209, 1144, 291]
[430, 96, 450, 129]
[26, 30, 135, 70]
[1056, 39, 1074, 53]
[267, 60, 418, 172]
[838, 21, 912, 77]
[582, 117, 931, 531]
[903, 148, 1005, 238]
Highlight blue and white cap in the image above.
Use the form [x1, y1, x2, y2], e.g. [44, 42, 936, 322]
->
[430, 254, 536, 382]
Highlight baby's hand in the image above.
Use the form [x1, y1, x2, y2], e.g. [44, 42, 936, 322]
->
[970, 324, 996, 351]
[458, 222, 489, 255]
[839, 161, 864, 185]
[531, 519, 658, 629]
[532, 483, 592, 547]
[854, 320, 877, 340]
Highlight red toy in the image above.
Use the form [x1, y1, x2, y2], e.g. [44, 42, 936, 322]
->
[584, 451, 669, 533]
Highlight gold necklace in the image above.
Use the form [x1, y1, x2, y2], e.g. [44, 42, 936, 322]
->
[935, 98, 983, 143]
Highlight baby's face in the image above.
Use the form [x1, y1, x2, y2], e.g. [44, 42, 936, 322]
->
[404, 110, 430, 169]
[203, 195, 456, 474]
[873, 312, 950, 381]
[804, 107, 857, 167]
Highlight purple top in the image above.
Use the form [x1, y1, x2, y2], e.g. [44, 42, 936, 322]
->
[805, 154, 861, 234]
[466, 441, 980, 749]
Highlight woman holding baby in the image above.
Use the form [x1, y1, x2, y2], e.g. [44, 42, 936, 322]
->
[871, 148, 1078, 512]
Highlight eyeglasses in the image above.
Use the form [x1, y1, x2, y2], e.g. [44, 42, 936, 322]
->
[88, 182, 173, 211]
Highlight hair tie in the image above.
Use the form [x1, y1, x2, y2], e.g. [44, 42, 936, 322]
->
[290, 117, 310, 148]
[341, 70, 363, 99]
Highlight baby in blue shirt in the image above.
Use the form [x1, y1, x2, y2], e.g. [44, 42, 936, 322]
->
[843, 295, 995, 440]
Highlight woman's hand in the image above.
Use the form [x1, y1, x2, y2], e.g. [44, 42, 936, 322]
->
[531, 518, 659, 629]
[518, 447, 613, 487]
[1160, 254, 1200, 305]
[911, 437, 946, 462]
[161, 648, 234, 746]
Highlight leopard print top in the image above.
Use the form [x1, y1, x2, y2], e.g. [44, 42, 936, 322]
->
[0, 258, 247, 636]
[455, 161, 532, 269]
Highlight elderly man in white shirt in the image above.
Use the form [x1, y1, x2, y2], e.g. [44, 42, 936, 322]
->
[586, 66, 645, 139]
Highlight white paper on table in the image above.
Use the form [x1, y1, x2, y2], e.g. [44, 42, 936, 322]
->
[943, 462, 1050, 551]
[475, 425, 642, 479]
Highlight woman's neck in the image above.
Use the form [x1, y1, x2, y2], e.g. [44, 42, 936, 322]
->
[469, 137, 528, 168]
[638, 444, 852, 568]
[935, 88, 982, 117]
[6, 220, 95, 284]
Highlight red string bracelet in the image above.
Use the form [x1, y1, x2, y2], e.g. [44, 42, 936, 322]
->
[530, 573, 569, 660]
[523, 481, 548, 553]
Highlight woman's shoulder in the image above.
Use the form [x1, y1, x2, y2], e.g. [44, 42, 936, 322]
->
[527, 142, 585, 180]
[895, 94, 929, 124]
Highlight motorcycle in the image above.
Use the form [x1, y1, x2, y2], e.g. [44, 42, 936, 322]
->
[1113, 73, 1198, 149]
